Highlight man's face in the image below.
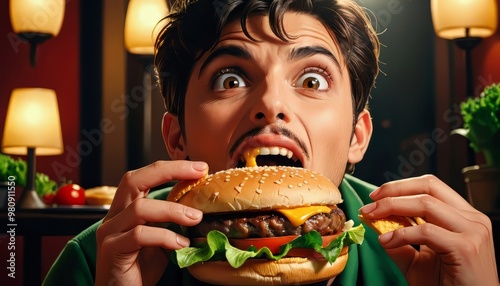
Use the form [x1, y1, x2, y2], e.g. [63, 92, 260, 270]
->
[165, 13, 370, 185]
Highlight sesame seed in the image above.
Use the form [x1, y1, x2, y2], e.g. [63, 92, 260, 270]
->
[209, 192, 219, 202]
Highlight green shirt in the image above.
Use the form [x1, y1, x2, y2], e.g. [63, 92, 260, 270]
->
[43, 175, 407, 285]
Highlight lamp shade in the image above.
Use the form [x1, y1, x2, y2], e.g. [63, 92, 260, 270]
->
[9, 0, 65, 36]
[431, 0, 498, 39]
[2, 88, 63, 156]
[124, 0, 168, 55]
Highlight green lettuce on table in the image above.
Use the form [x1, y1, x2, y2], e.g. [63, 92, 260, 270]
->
[0, 153, 57, 197]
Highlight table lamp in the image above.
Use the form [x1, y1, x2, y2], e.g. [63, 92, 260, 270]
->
[124, 0, 168, 166]
[431, 0, 498, 167]
[9, 0, 65, 67]
[431, 0, 498, 98]
[2, 88, 64, 208]
[124, 0, 168, 56]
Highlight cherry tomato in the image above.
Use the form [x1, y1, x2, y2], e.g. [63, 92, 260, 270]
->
[42, 192, 56, 205]
[54, 184, 86, 205]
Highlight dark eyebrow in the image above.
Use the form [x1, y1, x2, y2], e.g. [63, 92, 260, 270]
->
[289, 46, 341, 71]
[198, 45, 252, 78]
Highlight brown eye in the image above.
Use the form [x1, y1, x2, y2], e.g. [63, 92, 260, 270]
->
[213, 72, 247, 91]
[296, 72, 329, 90]
[223, 76, 240, 89]
[301, 77, 320, 89]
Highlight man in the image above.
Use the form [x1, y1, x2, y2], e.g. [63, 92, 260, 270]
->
[44, 0, 498, 285]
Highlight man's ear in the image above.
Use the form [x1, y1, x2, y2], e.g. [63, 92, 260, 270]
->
[162, 112, 188, 160]
[348, 109, 373, 164]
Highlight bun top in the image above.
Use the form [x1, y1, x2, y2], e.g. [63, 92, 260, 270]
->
[167, 166, 342, 213]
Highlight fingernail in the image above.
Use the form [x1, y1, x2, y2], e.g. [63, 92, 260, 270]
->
[192, 161, 208, 171]
[184, 207, 202, 220]
[360, 202, 377, 214]
[369, 188, 380, 199]
[176, 235, 190, 247]
[379, 231, 394, 245]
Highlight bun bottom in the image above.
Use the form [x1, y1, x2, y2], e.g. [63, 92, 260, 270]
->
[187, 249, 348, 285]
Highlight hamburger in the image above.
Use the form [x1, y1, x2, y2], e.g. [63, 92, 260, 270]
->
[167, 166, 365, 285]
[85, 186, 117, 205]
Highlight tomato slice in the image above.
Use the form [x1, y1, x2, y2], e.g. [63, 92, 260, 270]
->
[230, 236, 298, 254]
[191, 233, 343, 256]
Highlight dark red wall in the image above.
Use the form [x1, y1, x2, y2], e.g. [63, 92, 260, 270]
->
[0, 0, 81, 185]
[471, 3, 500, 167]
[474, 7, 500, 94]
[0, 1, 81, 285]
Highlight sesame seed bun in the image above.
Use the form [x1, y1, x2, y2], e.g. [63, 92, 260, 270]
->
[167, 166, 343, 213]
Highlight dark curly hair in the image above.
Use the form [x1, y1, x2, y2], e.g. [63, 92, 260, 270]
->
[155, 0, 379, 134]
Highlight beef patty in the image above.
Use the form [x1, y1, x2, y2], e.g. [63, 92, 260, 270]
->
[187, 206, 346, 239]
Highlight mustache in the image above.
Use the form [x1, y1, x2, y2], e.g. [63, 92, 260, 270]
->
[229, 126, 310, 159]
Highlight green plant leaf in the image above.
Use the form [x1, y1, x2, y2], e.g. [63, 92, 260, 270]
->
[454, 82, 500, 167]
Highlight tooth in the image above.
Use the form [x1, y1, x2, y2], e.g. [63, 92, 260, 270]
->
[270, 147, 279, 155]
[279, 148, 288, 156]
[260, 147, 270, 155]
[287, 150, 293, 159]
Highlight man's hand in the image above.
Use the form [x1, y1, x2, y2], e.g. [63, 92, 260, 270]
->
[360, 175, 498, 286]
[95, 160, 208, 286]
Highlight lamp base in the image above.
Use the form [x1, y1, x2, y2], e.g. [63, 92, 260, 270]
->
[19, 147, 46, 209]
[19, 189, 46, 209]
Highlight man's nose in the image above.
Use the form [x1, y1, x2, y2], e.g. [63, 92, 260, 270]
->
[249, 81, 291, 124]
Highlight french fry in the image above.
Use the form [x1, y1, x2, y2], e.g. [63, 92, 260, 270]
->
[358, 215, 426, 235]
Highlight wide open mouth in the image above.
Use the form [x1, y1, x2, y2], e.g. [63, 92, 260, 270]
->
[236, 146, 303, 168]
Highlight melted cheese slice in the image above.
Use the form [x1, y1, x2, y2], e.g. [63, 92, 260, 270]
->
[244, 148, 260, 167]
[276, 206, 332, 227]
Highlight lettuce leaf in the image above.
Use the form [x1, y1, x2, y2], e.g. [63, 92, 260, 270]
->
[172, 220, 365, 269]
